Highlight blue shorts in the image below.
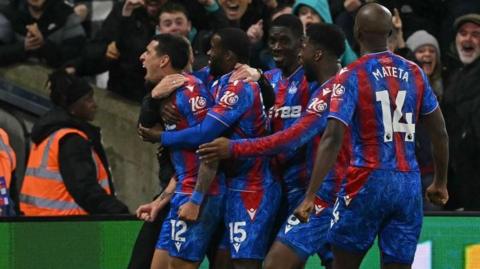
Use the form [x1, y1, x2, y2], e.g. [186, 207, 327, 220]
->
[328, 168, 422, 265]
[156, 193, 225, 262]
[276, 195, 333, 263]
[226, 182, 281, 260]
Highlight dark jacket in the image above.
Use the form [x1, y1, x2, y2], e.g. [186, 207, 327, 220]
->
[0, 0, 86, 68]
[442, 57, 480, 210]
[30, 107, 129, 214]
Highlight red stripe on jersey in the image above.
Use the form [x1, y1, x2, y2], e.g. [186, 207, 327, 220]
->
[344, 166, 372, 200]
[271, 79, 287, 132]
[409, 62, 426, 121]
[383, 55, 409, 171]
[357, 68, 380, 168]
[240, 189, 263, 221]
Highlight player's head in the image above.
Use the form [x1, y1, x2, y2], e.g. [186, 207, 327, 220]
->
[268, 14, 303, 71]
[158, 2, 191, 38]
[208, 27, 251, 77]
[140, 33, 190, 82]
[301, 23, 345, 82]
[354, 3, 392, 52]
[48, 70, 97, 122]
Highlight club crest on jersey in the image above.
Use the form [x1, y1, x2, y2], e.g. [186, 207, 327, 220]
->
[220, 91, 239, 107]
[288, 82, 298, 94]
[332, 83, 345, 96]
[307, 98, 327, 114]
[189, 96, 207, 112]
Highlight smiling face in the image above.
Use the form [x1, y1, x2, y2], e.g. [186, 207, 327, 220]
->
[414, 44, 437, 76]
[218, 0, 251, 21]
[207, 34, 228, 77]
[456, 22, 480, 65]
[268, 26, 301, 72]
[158, 11, 191, 38]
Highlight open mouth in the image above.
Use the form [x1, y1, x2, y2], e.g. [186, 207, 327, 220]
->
[461, 44, 475, 54]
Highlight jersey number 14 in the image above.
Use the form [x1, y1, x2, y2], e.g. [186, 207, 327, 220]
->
[376, 90, 415, 142]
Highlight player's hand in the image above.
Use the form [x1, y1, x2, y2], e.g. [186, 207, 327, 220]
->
[229, 63, 261, 83]
[160, 102, 182, 125]
[425, 182, 449, 206]
[106, 41, 120, 60]
[293, 197, 314, 223]
[151, 74, 186, 99]
[247, 19, 263, 44]
[137, 123, 163, 143]
[136, 196, 168, 222]
[122, 0, 144, 17]
[178, 201, 201, 222]
[197, 137, 232, 163]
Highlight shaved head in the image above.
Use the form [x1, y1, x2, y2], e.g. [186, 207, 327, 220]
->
[354, 3, 392, 53]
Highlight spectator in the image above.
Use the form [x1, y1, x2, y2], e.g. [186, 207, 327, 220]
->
[218, 0, 267, 31]
[0, 0, 86, 68]
[0, 128, 17, 216]
[19, 70, 129, 216]
[406, 30, 443, 98]
[292, 0, 357, 66]
[442, 14, 480, 210]
[387, 8, 413, 60]
[157, 2, 229, 70]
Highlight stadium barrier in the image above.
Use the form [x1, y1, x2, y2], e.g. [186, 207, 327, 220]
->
[0, 213, 479, 269]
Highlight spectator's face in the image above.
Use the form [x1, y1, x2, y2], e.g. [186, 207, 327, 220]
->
[219, 0, 251, 21]
[456, 22, 480, 65]
[297, 5, 323, 30]
[414, 45, 437, 76]
[299, 37, 317, 82]
[140, 40, 165, 82]
[145, 0, 166, 19]
[69, 91, 97, 122]
[268, 26, 301, 71]
[27, 0, 46, 10]
[158, 11, 191, 38]
[207, 34, 227, 77]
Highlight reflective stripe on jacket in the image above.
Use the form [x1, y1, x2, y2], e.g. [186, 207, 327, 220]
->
[0, 128, 16, 188]
[20, 128, 111, 216]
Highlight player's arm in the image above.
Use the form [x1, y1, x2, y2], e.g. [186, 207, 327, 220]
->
[294, 119, 346, 222]
[178, 160, 219, 222]
[198, 111, 324, 162]
[422, 107, 449, 206]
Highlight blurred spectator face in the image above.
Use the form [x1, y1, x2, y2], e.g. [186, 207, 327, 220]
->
[268, 26, 301, 71]
[207, 34, 227, 77]
[271, 6, 293, 21]
[299, 36, 317, 82]
[158, 11, 191, 38]
[140, 40, 165, 82]
[27, 0, 46, 10]
[69, 91, 97, 122]
[297, 5, 323, 29]
[456, 22, 480, 65]
[219, 0, 251, 21]
[414, 45, 437, 76]
[145, 0, 166, 19]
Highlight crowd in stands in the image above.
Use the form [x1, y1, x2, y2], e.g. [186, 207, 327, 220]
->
[0, 0, 479, 214]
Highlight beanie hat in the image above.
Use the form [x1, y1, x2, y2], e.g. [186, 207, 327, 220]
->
[48, 70, 93, 108]
[215, 27, 251, 63]
[454, 13, 480, 32]
[292, 0, 333, 24]
[406, 30, 440, 57]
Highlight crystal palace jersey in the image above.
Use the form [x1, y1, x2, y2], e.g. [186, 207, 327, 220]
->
[208, 72, 274, 191]
[166, 74, 223, 194]
[264, 67, 312, 192]
[328, 51, 438, 171]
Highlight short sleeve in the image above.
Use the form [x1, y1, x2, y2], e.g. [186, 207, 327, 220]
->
[419, 71, 439, 115]
[327, 73, 358, 126]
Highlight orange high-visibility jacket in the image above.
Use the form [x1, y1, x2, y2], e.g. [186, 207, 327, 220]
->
[0, 128, 16, 188]
[20, 128, 111, 216]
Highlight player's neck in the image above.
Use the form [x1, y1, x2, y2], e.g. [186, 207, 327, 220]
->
[361, 44, 388, 55]
[281, 62, 301, 78]
[163, 67, 182, 76]
[316, 60, 339, 85]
